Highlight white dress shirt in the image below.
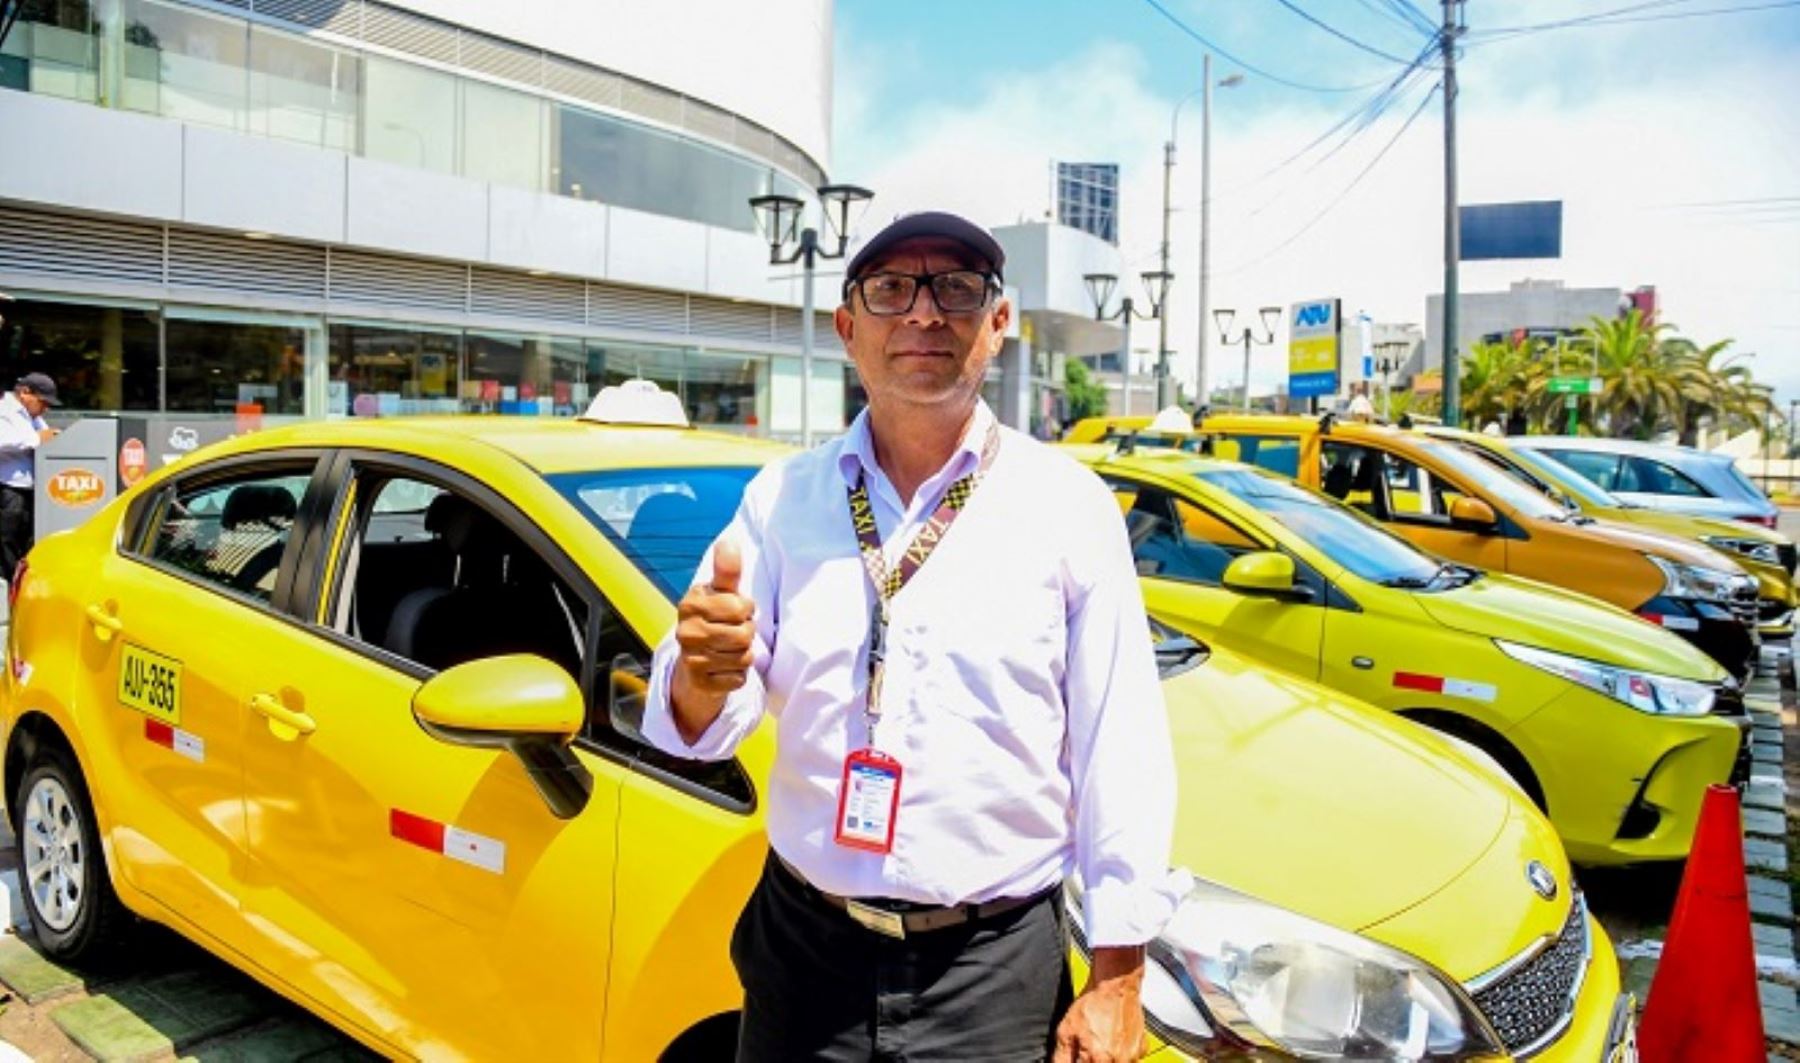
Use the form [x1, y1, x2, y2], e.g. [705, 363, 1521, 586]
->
[642, 401, 1184, 947]
[0, 392, 47, 489]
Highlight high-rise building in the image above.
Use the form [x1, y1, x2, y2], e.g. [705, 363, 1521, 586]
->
[1054, 162, 1118, 246]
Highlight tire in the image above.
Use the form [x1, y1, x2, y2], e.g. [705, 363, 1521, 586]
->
[15, 744, 129, 962]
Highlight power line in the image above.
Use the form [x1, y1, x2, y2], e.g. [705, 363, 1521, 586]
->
[1346, 0, 1438, 36]
[1470, 0, 1795, 39]
[1387, 0, 1441, 34]
[1138, 0, 1397, 93]
[1223, 82, 1442, 274]
[1263, 0, 1422, 64]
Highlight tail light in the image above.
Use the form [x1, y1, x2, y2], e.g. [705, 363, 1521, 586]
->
[8, 558, 24, 614]
[1737, 514, 1779, 530]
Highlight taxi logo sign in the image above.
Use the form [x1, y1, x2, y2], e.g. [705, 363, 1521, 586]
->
[1293, 302, 1334, 327]
[46, 468, 105, 508]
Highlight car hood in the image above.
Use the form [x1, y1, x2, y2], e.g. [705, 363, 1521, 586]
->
[1549, 515, 1751, 574]
[1412, 571, 1725, 681]
[1162, 646, 1517, 932]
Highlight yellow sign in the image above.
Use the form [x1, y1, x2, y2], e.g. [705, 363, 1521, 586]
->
[118, 643, 182, 725]
[1290, 336, 1337, 375]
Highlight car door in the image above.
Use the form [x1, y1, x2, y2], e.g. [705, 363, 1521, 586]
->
[79, 454, 323, 956]
[1106, 476, 1325, 680]
[236, 455, 623, 1059]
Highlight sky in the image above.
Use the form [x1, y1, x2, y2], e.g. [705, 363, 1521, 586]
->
[829, 0, 1800, 410]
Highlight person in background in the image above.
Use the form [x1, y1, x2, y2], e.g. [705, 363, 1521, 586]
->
[0, 372, 61, 578]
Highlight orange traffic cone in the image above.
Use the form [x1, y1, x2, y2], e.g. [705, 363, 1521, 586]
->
[1638, 784, 1766, 1063]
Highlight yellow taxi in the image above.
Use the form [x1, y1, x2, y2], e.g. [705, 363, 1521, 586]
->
[1070, 443, 1747, 867]
[1421, 426, 1799, 639]
[1200, 414, 1764, 681]
[2, 394, 1629, 1059]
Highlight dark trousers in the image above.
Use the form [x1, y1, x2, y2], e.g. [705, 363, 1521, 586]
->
[0, 485, 32, 581]
[730, 854, 1073, 1062]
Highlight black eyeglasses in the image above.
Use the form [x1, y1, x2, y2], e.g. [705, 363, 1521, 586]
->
[845, 271, 998, 317]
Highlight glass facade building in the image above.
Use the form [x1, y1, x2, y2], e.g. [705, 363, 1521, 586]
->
[0, 0, 864, 438]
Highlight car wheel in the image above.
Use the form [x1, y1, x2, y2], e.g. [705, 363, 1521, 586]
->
[16, 745, 129, 961]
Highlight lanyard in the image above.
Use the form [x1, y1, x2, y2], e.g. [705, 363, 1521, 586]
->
[845, 422, 1001, 746]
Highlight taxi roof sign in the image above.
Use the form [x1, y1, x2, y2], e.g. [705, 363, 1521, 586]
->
[577, 380, 690, 428]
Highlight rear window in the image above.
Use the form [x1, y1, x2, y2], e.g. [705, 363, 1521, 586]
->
[548, 466, 757, 600]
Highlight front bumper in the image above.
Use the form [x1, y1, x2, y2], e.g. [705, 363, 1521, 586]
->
[1636, 594, 1758, 682]
[1758, 596, 1795, 639]
[1509, 685, 1742, 866]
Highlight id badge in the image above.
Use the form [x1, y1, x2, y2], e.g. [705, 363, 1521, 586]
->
[834, 749, 903, 853]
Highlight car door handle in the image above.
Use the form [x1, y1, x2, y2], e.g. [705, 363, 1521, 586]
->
[249, 693, 316, 737]
[84, 602, 123, 637]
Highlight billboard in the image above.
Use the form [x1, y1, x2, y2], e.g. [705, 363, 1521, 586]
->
[1459, 201, 1563, 260]
[1288, 299, 1341, 399]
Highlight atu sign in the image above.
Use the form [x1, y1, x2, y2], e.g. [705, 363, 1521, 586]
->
[1288, 299, 1341, 399]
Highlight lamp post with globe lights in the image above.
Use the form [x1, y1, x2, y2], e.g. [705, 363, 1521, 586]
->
[1084, 271, 1173, 416]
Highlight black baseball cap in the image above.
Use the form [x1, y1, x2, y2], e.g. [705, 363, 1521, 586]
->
[843, 211, 1006, 296]
[17, 372, 59, 406]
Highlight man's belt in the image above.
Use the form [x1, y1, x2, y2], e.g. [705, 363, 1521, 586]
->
[774, 853, 1055, 940]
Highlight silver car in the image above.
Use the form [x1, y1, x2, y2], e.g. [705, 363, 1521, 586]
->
[1512, 436, 1781, 529]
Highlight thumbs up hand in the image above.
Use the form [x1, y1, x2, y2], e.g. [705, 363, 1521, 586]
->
[671, 539, 757, 731]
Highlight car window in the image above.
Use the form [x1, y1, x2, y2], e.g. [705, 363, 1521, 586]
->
[1197, 468, 1444, 587]
[1382, 452, 1460, 520]
[1414, 440, 1563, 520]
[1721, 463, 1772, 505]
[1109, 482, 1256, 585]
[330, 474, 588, 681]
[1542, 449, 1622, 491]
[549, 466, 757, 601]
[1505, 447, 1619, 508]
[142, 468, 312, 604]
[1620, 457, 1711, 498]
[1213, 434, 1301, 478]
[1319, 442, 1385, 516]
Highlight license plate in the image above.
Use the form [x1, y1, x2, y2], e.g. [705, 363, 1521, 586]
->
[118, 643, 181, 725]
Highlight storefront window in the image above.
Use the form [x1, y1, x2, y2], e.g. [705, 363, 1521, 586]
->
[248, 25, 358, 151]
[460, 79, 543, 191]
[363, 54, 455, 174]
[1, 0, 98, 101]
[0, 298, 159, 411]
[591, 342, 683, 398]
[164, 318, 305, 416]
[121, 0, 249, 131]
[328, 324, 459, 417]
[685, 349, 766, 432]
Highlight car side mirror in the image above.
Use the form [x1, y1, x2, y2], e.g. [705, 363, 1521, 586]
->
[1222, 551, 1313, 601]
[414, 654, 593, 819]
[1449, 496, 1498, 531]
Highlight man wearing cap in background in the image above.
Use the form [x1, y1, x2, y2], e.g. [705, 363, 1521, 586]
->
[0, 372, 61, 579]
[643, 211, 1181, 1062]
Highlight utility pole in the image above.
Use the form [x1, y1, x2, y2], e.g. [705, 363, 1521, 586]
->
[1158, 137, 1175, 409]
[1440, 0, 1465, 427]
[1198, 53, 1214, 410]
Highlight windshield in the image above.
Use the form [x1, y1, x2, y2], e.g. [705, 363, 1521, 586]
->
[548, 466, 758, 601]
[1196, 469, 1446, 587]
[1415, 440, 1566, 520]
[1505, 446, 1619, 509]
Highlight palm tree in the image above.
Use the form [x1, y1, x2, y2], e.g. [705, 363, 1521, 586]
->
[1665, 338, 1772, 445]
[1578, 310, 1683, 439]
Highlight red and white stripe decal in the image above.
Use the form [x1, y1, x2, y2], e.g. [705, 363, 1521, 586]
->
[1393, 672, 1497, 703]
[1639, 612, 1700, 632]
[390, 809, 506, 874]
[144, 719, 204, 762]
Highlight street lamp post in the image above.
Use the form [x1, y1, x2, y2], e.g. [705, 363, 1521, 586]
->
[1213, 306, 1280, 411]
[1162, 58, 1244, 410]
[749, 183, 874, 447]
[1085, 271, 1174, 416]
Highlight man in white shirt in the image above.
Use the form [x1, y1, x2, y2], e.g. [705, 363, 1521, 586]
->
[643, 212, 1180, 1061]
[0, 373, 60, 579]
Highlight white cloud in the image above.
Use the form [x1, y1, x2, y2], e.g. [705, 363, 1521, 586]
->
[834, 18, 1800, 407]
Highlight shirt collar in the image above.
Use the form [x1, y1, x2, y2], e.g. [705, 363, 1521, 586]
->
[837, 400, 995, 489]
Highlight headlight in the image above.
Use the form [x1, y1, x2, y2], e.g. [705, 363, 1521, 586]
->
[1497, 640, 1715, 716]
[1068, 877, 1503, 1059]
[1700, 536, 1782, 567]
[1648, 555, 1741, 603]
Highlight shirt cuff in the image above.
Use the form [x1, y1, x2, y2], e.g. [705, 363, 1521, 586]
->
[638, 641, 761, 761]
[1082, 868, 1193, 948]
